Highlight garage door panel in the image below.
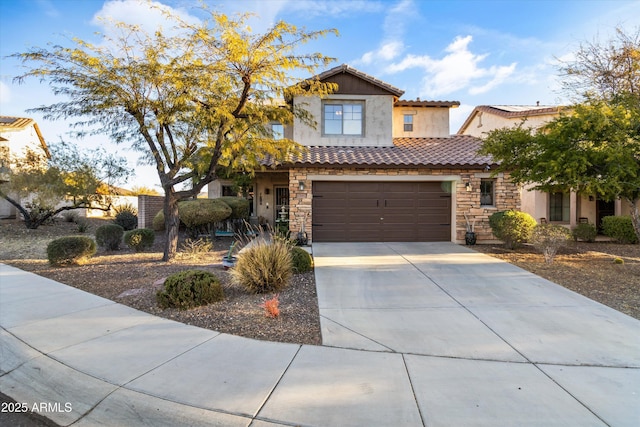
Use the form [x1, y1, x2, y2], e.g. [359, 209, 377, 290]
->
[312, 181, 452, 242]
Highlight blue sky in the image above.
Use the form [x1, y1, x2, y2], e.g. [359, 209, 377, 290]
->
[1, 0, 639, 189]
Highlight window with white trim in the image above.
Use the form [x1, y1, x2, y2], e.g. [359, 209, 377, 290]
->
[323, 101, 364, 136]
[480, 179, 495, 206]
[403, 114, 413, 132]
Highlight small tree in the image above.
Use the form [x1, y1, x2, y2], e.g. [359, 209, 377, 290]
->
[13, 6, 337, 260]
[530, 224, 573, 264]
[0, 142, 130, 229]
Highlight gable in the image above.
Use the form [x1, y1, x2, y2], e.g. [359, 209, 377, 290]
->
[323, 72, 396, 96]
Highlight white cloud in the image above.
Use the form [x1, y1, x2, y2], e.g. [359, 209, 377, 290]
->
[92, 0, 199, 37]
[353, 0, 413, 65]
[387, 35, 517, 98]
[0, 81, 11, 104]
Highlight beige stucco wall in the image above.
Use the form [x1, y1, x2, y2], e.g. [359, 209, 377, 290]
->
[460, 113, 557, 138]
[392, 107, 451, 138]
[292, 94, 394, 147]
[286, 167, 520, 243]
[252, 172, 288, 225]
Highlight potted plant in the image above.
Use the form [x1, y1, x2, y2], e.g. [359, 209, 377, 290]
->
[222, 241, 237, 270]
[464, 212, 477, 245]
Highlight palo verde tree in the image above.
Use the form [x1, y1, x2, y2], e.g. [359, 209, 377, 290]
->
[13, 6, 337, 260]
[480, 27, 640, 242]
[0, 141, 130, 229]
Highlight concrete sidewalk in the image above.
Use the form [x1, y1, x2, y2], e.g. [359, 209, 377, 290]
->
[1, 242, 639, 426]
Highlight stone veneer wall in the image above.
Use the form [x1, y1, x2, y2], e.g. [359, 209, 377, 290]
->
[138, 195, 164, 229]
[288, 167, 520, 243]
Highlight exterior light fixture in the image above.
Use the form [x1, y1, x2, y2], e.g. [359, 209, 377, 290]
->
[299, 180, 305, 191]
[465, 182, 472, 192]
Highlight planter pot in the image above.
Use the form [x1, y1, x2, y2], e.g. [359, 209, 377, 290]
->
[296, 231, 308, 246]
[465, 231, 477, 245]
[222, 256, 237, 270]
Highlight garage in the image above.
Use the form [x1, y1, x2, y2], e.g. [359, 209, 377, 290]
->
[312, 181, 452, 242]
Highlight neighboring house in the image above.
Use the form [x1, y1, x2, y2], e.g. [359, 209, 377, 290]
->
[458, 105, 637, 230]
[0, 116, 50, 218]
[210, 65, 521, 243]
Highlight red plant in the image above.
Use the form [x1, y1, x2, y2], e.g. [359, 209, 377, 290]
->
[262, 294, 280, 318]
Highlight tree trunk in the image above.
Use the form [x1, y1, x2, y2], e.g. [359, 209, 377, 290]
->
[162, 191, 180, 261]
[626, 197, 640, 244]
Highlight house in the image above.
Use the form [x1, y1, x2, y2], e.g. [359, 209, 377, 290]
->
[210, 65, 521, 243]
[458, 105, 637, 230]
[0, 116, 50, 218]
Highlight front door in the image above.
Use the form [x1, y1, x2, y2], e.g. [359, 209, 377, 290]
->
[596, 200, 615, 232]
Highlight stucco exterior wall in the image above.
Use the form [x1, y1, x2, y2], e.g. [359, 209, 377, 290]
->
[392, 107, 450, 138]
[286, 167, 520, 243]
[460, 113, 557, 138]
[292, 94, 394, 147]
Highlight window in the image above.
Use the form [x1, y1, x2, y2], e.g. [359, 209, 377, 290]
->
[271, 123, 284, 140]
[549, 192, 570, 222]
[403, 114, 413, 132]
[480, 179, 495, 206]
[323, 102, 363, 136]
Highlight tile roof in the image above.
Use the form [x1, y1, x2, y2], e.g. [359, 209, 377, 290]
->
[307, 64, 405, 97]
[394, 100, 460, 108]
[288, 136, 495, 168]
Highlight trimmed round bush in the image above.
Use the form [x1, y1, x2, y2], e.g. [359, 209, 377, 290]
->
[230, 238, 293, 293]
[291, 247, 313, 273]
[124, 228, 155, 252]
[602, 215, 638, 244]
[530, 224, 573, 264]
[156, 270, 224, 310]
[572, 223, 597, 242]
[152, 210, 165, 231]
[217, 197, 250, 220]
[180, 199, 232, 229]
[47, 236, 96, 266]
[95, 223, 124, 250]
[113, 210, 138, 231]
[489, 210, 537, 249]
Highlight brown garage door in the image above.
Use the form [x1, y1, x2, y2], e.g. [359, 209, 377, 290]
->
[312, 181, 451, 242]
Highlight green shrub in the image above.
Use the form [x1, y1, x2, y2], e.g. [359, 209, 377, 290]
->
[154, 200, 232, 236]
[572, 223, 597, 242]
[217, 197, 250, 220]
[47, 236, 96, 266]
[95, 223, 124, 250]
[152, 210, 165, 231]
[156, 270, 224, 310]
[291, 247, 313, 273]
[113, 204, 138, 231]
[530, 224, 573, 264]
[602, 216, 638, 244]
[489, 210, 537, 249]
[230, 238, 293, 293]
[124, 228, 155, 252]
[180, 199, 232, 231]
[613, 257, 625, 264]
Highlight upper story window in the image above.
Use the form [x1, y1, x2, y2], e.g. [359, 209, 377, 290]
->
[271, 123, 284, 140]
[480, 179, 495, 206]
[403, 114, 413, 132]
[323, 101, 363, 136]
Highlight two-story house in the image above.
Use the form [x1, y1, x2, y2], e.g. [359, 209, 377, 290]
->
[458, 105, 637, 230]
[210, 65, 521, 243]
[0, 116, 50, 218]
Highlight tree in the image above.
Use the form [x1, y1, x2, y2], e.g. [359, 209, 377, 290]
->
[13, 6, 337, 260]
[0, 141, 130, 229]
[481, 28, 640, 243]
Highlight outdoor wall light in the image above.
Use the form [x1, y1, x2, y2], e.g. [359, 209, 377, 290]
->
[465, 182, 472, 192]
[299, 180, 305, 191]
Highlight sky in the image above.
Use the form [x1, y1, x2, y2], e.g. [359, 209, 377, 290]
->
[1, 0, 639, 190]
